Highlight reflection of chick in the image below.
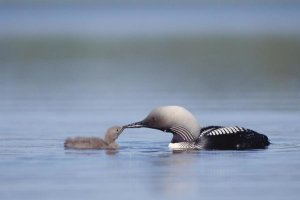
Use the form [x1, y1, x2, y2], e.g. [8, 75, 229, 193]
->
[64, 126, 123, 150]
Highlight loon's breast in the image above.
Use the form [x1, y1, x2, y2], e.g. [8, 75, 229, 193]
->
[168, 142, 201, 150]
[169, 126, 270, 150]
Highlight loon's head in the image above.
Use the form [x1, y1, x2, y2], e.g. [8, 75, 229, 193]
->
[123, 106, 201, 141]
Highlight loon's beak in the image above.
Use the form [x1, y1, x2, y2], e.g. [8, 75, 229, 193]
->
[119, 126, 126, 133]
[123, 121, 146, 129]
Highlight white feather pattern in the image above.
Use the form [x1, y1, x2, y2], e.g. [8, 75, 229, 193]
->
[202, 126, 247, 137]
[168, 142, 201, 150]
[170, 126, 195, 142]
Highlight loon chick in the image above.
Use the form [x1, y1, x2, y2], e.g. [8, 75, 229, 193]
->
[64, 126, 123, 150]
[123, 106, 270, 150]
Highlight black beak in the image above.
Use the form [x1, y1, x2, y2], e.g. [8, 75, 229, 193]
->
[123, 121, 146, 129]
[119, 126, 126, 133]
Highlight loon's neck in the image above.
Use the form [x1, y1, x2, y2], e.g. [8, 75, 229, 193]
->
[170, 125, 201, 143]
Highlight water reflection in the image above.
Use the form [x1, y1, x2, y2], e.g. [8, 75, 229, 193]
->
[148, 152, 199, 198]
[64, 148, 119, 156]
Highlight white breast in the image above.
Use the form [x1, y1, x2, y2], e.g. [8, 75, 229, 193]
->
[168, 142, 201, 150]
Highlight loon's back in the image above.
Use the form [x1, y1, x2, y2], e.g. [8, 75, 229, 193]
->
[197, 126, 270, 150]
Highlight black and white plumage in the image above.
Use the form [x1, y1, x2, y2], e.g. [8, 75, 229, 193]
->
[124, 106, 270, 150]
[170, 126, 269, 150]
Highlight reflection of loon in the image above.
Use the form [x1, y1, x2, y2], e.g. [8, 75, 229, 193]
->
[123, 106, 270, 150]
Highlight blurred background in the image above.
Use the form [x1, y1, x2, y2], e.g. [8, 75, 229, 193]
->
[1, 1, 300, 200]
[1, 0, 300, 112]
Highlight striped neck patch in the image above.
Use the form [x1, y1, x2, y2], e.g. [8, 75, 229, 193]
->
[170, 126, 195, 142]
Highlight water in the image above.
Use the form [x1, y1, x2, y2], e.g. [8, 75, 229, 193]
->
[0, 108, 300, 200]
[1, 2, 300, 200]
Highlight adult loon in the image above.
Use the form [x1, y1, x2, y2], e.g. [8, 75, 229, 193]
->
[123, 106, 270, 150]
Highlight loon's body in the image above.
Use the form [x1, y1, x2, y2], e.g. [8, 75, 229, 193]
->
[123, 106, 270, 150]
[169, 126, 270, 150]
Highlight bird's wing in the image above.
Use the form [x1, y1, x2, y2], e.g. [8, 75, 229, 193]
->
[198, 126, 270, 149]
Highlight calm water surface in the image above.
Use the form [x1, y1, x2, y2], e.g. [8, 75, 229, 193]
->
[0, 95, 299, 200]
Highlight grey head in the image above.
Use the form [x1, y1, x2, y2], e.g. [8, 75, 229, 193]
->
[123, 106, 201, 142]
[104, 126, 124, 144]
